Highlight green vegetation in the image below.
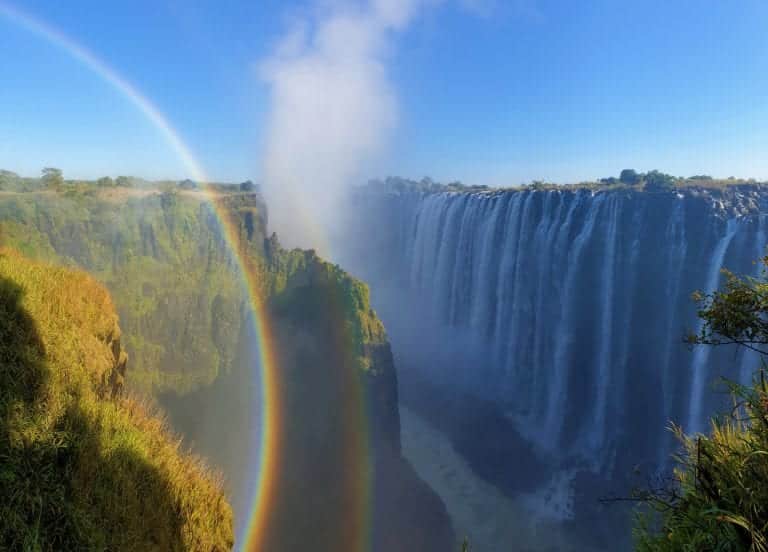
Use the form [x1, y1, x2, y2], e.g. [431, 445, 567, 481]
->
[0, 173, 386, 398]
[634, 261, 768, 550]
[265, 244, 387, 374]
[41, 167, 63, 190]
[619, 168, 641, 185]
[604, 169, 692, 191]
[365, 172, 767, 195]
[0, 248, 232, 550]
[0, 187, 247, 394]
[366, 176, 489, 193]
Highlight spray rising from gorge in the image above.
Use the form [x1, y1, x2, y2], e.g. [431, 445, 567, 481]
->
[258, 0, 411, 251]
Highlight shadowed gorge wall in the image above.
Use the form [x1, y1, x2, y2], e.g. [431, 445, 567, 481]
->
[340, 183, 768, 545]
[161, 227, 454, 552]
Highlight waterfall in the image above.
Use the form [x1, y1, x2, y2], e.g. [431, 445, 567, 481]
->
[344, 186, 768, 470]
[589, 194, 621, 455]
[545, 192, 606, 449]
[687, 218, 739, 434]
[657, 199, 688, 467]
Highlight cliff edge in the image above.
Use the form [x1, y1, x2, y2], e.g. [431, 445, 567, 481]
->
[0, 248, 233, 550]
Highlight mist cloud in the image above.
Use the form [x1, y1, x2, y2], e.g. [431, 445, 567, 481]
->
[258, 0, 435, 251]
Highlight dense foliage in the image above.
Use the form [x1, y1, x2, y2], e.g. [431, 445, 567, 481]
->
[0, 248, 233, 550]
[635, 261, 768, 550]
[0, 187, 247, 394]
[0, 177, 387, 398]
[359, 171, 766, 195]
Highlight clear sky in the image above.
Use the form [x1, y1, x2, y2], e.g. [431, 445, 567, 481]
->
[1, 0, 767, 185]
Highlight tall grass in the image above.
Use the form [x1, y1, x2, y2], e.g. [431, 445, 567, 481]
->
[0, 248, 233, 550]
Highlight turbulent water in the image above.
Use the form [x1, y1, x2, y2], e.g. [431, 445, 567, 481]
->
[343, 185, 768, 487]
[400, 405, 594, 551]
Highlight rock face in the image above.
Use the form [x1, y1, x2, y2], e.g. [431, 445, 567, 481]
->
[340, 183, 768, 545]
[0, 185, 454, 551]
[266, 257, 453, 551]
[163, 217, 455, 552]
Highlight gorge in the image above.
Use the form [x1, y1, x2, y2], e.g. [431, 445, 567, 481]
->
[3, 173, 767, 550]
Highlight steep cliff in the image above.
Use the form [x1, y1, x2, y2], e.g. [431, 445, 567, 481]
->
[159, 202, 454, 551]
[0, 182, 454, 551]
[0, 187, 262, 394]
[0, 248, 233, 550]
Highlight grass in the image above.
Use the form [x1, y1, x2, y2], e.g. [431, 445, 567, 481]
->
[0, 248, 233, 550]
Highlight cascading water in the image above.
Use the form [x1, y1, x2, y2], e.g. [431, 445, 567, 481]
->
[687, 217, 740, 434]
[342, 185, 768, 475]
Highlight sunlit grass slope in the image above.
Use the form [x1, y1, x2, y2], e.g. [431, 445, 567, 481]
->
[0, 248, 233, 550]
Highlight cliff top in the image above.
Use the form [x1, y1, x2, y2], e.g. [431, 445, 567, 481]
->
[0, 169, 258, 196]
[362, 174, 768, 196]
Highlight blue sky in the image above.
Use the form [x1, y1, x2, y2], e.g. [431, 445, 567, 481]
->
[1, 0, 767, 185]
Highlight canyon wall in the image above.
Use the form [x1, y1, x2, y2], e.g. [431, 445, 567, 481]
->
[342, 184, 768, 482]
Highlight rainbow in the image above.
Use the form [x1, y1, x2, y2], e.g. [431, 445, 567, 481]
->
[0, 3, 284, 549]
[0, 4, 377, 550]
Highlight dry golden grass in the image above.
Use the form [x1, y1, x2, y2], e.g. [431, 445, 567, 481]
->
[0, 248, 233, 550]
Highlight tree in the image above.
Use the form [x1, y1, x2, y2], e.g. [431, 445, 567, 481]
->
[115, 176, 132, 187]
[619, 169, 641, 185]
[643, 170, 676, 192]
[41, 167, 63, 189]
[96, 176, 114, 187]
[239, 180, 255, 192]
[634, 260, 768, 550]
